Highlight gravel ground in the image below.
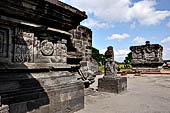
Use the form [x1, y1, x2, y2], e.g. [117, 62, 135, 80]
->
[76, 74, 170, 113]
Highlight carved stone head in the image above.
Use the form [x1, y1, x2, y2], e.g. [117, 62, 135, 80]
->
[105, 46, 114, 60]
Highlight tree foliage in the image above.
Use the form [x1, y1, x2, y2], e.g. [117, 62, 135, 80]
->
[92, 47, 104, 65]
[124, 52, 132, 68]
[124, 52, 132, 64]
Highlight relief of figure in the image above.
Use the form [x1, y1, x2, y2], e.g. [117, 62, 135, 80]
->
[14, 31, 34, 63]
[132, 48, 142, 59]
[55, 39, 67, 63]
[104, 46, 117, 78]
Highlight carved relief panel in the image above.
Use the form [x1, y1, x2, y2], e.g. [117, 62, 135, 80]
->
[13, 27, 68, 64]
[130, 41, 164, 66]
[0, 27, 9, 59]
[14, 32, 34, 63]
[55, 39, 67, 63]
[132, 48, 143, 59]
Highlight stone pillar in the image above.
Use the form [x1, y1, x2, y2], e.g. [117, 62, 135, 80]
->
[98, 46, 127, 93]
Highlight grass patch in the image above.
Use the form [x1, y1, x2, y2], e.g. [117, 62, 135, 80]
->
[99, 65, 104, 71]
[164, 69, 170, 72]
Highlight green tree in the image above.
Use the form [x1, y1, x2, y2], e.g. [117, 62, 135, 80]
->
[92, 47, 104, 65]
[124, 52, 132, 68]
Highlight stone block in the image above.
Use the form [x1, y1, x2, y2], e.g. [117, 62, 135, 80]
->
[98, 77, 127, 93]
[0, 105, 9, 113]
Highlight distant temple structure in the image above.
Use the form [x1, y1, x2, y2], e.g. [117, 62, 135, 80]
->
[130, 41, 164, 72]
[0, 0, 98, 113]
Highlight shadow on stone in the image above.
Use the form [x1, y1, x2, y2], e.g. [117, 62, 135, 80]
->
[0, 65, 50, 113]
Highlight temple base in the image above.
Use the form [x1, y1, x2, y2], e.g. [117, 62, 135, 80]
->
[98, 77, 127, 94]
[132, 67, 162, 72]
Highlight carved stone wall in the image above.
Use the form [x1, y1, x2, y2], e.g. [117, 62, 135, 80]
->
[69, 25, 99, 85]
[130, 41, 164, 72]
[0, 0, 87, 113]
[0, 27, 9, 63]
[0, 22, 84, 113]
[69, 25, 92, 60]
[11, 26, 68, 64]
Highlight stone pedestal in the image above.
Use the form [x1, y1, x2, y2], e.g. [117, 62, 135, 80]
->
[98, 77, 127, 93]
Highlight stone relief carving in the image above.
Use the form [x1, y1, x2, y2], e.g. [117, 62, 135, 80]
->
[0, 33, 3, 53]
[130, 41, 164, 68]
[55, 39, 67, 63]
[14, 32, 34, 63]
[0, 28, 9, 59]
[41, 40, 54, 56]
[13, 27, 68, 64]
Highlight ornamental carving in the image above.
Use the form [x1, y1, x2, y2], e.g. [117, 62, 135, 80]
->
[14, 31, 34, 63]
[0, 27, 9, 58]
[0, 33, 3, 53]
[41, 40, 54, 56]
[130, 41, 164, 67]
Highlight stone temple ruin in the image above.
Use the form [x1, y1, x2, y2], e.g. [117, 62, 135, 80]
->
[130, 41, 164, 72]
[0, 0, 98, 113]
[98, 46, 127, 93]
[69, 26, 99, 87]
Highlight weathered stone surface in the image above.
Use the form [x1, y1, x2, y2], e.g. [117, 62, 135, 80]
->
[130, 41, 164, 72]
[0, 0, 87, 31]
[0, 72, 84, 113]
[104, 46, 117, 78]
[69, 25, 99, 86]
[0, 105, 9, 113]
[0, 0, 87, 113]
[98, 77, 127, 93]
[98, 46, 127, 93]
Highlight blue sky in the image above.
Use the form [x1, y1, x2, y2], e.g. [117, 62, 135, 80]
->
[61, 0, 170, 62]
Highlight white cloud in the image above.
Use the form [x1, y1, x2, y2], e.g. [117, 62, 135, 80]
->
[132, 37, 146, 44]
[163, 47, 170, 60]
[99, 48, 130, 62]
[82, 19, 114, 29]
[167, 20, 170, 27]
[59, 0, 65, 2]
[161, 37, 170, 44]
[69, 0, 170, 26]
[131, 0, 170, 25]
[99, 48, 107, 54]
[115, 49, 131, 62]
[106, 33, 130, 41]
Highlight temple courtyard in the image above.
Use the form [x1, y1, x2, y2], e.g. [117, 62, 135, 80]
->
[76, 74, 170, 113]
